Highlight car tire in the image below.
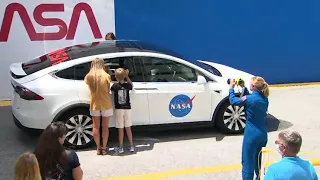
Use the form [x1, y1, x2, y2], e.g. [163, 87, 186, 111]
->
[215, 100, 246, 134]
[58, 108, 94, 149]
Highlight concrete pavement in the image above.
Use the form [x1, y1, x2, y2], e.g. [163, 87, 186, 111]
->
[78, 85, 320, 180]
[1, 85, 320, 180]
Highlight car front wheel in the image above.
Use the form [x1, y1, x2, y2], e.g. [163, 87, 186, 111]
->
[59, 108, 94, 149]
[215, 100, 246, 134]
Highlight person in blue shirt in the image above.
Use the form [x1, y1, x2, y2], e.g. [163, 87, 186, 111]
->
[229, 76, 270, 180]
[264, 130, 318, 180]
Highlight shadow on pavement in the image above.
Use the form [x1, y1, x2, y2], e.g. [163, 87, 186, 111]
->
[266, 113, 293, 132]
[1, 106, 292, 158]
[76, 112, 290, 157]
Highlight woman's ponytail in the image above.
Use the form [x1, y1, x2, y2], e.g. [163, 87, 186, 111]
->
[262, 82, 269, 98]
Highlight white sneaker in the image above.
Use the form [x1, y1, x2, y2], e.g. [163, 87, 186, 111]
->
[129, 146, 135, 152]
[118, 147, 124, 154]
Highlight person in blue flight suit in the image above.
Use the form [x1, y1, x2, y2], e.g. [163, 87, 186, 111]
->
[229, 76, 270, 180]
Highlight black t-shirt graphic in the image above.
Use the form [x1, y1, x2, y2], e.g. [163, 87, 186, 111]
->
[111, 82, 133, 109]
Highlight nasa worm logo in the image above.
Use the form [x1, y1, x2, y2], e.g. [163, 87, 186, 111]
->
[169, 94, 195, 117]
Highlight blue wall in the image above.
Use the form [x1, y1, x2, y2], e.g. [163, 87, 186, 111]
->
[114, 0, 320, 84]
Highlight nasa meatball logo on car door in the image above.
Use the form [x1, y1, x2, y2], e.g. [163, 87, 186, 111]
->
[169, 94, 196, 117]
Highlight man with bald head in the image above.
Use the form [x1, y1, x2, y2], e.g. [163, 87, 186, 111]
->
[264, 130, 318, 180]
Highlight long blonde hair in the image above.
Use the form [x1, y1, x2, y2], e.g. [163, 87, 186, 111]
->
[252, 76, 270, 98]
[14, 152, 41, 180]
[86, 57, 107, 92]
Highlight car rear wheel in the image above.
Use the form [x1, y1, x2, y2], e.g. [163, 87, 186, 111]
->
[215, 100, 246, 134]
[59, 108, 94, 149]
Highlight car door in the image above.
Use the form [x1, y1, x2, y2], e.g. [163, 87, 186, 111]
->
[107, 56, 150, 126]
[141, 56, 212, 125]
[74, 56, 150, 127]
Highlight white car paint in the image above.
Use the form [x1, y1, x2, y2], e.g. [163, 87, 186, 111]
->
[199, 60, 255, 93]
[10, 41, 254, 148]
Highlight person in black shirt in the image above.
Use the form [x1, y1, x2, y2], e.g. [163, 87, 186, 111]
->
[111, 68, 135, 154]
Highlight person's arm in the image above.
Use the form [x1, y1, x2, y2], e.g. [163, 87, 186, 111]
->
[72, 167, 83, 180]
[310, 163, 318, 180]
[125, 70, 133, 87]
[110, 84, 115, 92]
[104, 75, 112, 94]
[107, 74, 112, 82]
[229, 79, 247, 106]
[70, 151, 83, 180]
[229, 88, 247, 106]
[84, 75, 88, 84]
[126, 77, 133, 88]
[313, 172, 318, 180]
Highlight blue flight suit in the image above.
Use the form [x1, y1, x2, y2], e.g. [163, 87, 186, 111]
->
[229, 88, 269, 180]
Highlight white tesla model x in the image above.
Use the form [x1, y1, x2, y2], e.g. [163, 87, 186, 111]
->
[10, 40, 254, 149]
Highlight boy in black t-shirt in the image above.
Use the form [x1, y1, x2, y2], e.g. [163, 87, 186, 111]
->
[111, 68, 134, 153]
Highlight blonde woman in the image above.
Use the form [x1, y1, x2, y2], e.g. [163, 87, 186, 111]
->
[85, 57, 113, 155]
[229, 76, 269, 180]
[14, 152, 41, 180]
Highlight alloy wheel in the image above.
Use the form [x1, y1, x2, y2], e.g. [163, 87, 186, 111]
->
[65, 115, 93, 146]
[223, 105, 246, 131]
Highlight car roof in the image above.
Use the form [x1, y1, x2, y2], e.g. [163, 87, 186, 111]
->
[66, 40, 216, 72]
[21, 40, 218, 77]
[65, 40, 187, 60]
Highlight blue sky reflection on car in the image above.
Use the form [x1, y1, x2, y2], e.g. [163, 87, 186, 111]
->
[130, 40, 219, 76]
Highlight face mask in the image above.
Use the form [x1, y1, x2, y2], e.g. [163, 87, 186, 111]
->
[276, 144, 283, 156]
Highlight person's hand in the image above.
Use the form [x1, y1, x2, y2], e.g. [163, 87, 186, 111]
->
[229, 79, 236, 88]
[241, 96, 247, 101]
[125, 69, 129, 77]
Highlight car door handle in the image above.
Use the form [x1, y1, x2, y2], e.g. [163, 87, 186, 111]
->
[145, 88, 158, 90]
[134, 88, 147, 90]
[133, 88, 158, 90]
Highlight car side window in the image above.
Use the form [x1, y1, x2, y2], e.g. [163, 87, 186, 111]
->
[104, 57, 144, 82]
[142, 57, 197, 82]
[74, 62, 91, 80]
[55, 66, 75, 79]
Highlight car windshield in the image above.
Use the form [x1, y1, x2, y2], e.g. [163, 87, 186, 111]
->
[133, 41, 220, 76]
[197, 61, 222, 77]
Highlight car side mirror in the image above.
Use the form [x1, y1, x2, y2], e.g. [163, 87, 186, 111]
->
[197, 75, 207, 84]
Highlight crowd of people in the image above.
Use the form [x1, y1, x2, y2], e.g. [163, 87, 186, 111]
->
[13, 32, 135, 179]
[15, 122, 83, 179]
[12, 32, 318, 180]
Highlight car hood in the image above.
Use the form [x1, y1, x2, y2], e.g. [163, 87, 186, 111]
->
[198, 60, 255, 92]
[198, 60, 254, 77]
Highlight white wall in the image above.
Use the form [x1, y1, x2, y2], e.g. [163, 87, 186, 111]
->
[0, 0, 115, 99]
